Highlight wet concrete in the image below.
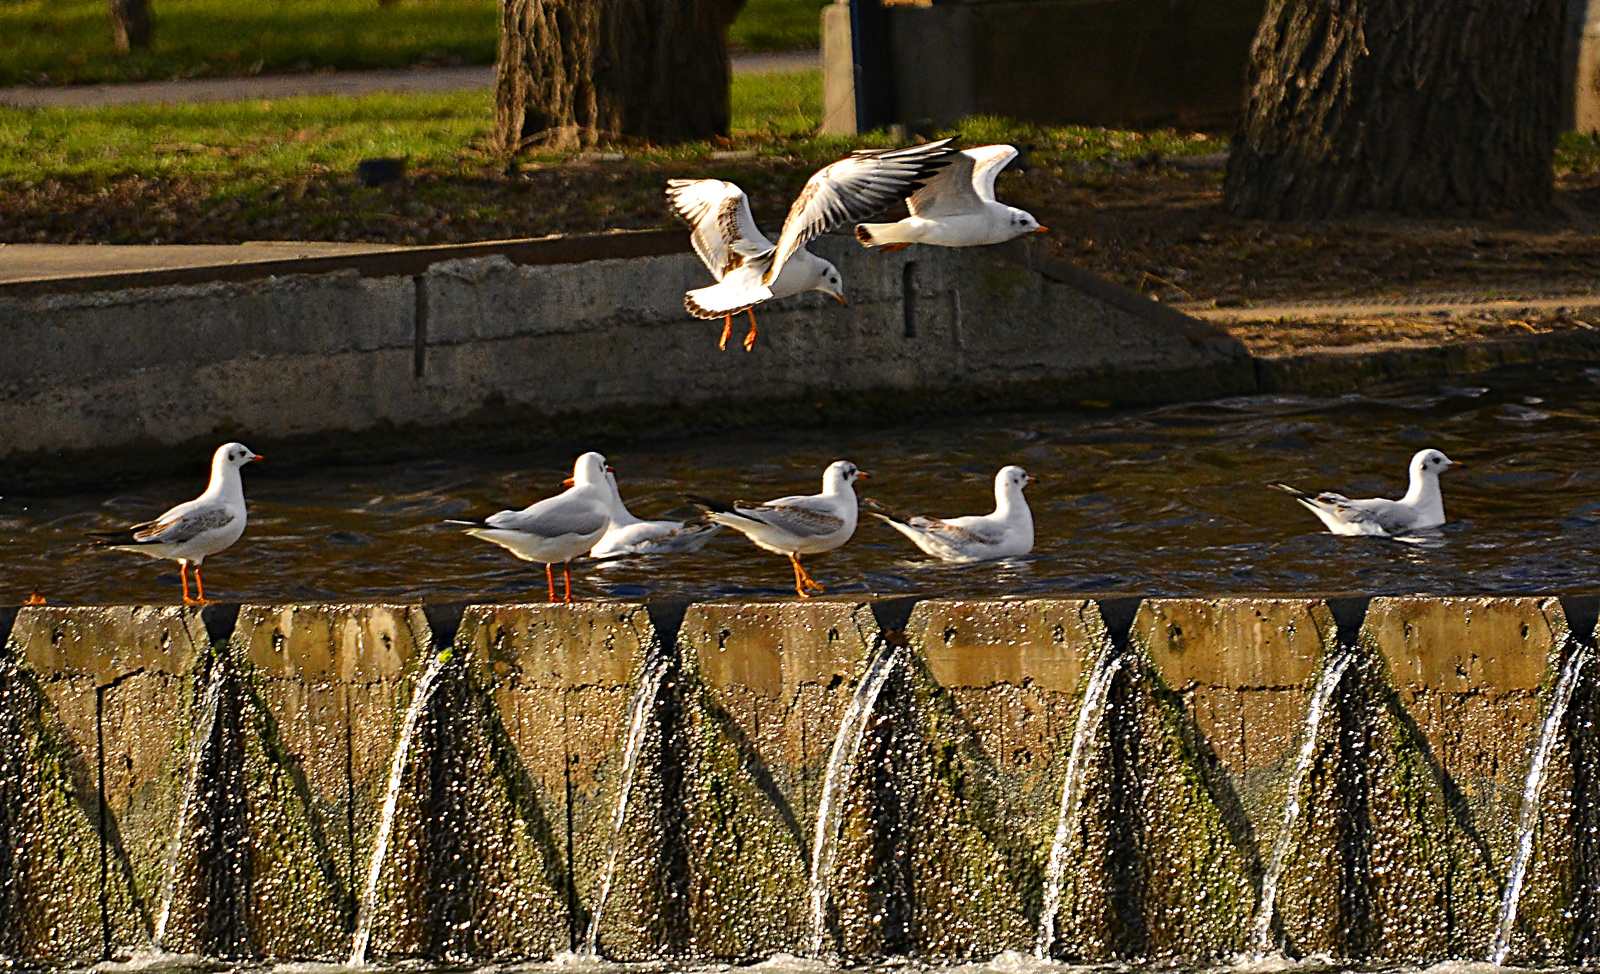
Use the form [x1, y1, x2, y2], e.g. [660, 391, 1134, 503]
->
[2, 595, 1598, 964]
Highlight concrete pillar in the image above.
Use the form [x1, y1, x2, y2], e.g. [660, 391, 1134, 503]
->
[822, 2, 856, 135]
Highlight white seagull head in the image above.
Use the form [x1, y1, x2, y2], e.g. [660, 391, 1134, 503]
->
[810, 258, 848, 306]
[215, 442, 262, 470]
[997, 465, 1036, 493]
[823, 460, 867, 491]
[567, 451, 612, 488]
[1410, 448, 1459, 480]
[1008, 207, 1046, 235]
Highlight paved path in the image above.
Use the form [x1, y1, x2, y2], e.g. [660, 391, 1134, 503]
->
[0, 241, 407, 285]
[1184, 292, 1600, 321]
[0, 50, 818, 109]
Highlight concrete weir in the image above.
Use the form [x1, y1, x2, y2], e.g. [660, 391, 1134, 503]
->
[2, 595, 1599, 964]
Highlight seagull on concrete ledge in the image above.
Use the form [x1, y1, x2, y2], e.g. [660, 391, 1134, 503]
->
[667, 139, 954, 351]
[689, 460, 865, 598]
[589, 469, 720, 558]
[90, 442, 261, 604]
[1271, 448, 1461, 537]
[855, 144, 1046, 251]
[867, 465, 1035, 563]
[449, 452, 612, 602]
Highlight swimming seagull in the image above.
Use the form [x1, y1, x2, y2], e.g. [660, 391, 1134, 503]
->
[855, 144, 1046, 251]
[867, 465, 1035, 562]
[589, 469, 721, 558]
[1271, 449, 1462, 537]
[90, 442, 262, 604]
[689, 460, 865, 598]
[448, 452, 612, 602]
[667, 139, 954, 351]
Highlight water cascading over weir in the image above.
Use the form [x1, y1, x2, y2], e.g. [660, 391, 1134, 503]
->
[2, 595, 1600, 965]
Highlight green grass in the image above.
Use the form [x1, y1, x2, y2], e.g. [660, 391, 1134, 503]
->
[0, 0, 823, 87]
[728, 0, 829, 51]
[1556, 130, 1600, 178]
[0, 0, 500, 87]
[0, 71, 826, 180]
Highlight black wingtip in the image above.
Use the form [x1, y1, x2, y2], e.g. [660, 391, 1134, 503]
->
[685, 494, 736, 514]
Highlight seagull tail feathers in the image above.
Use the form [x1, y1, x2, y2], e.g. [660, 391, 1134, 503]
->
[1268, 483, 1316, 503]
[856, 222, 911, 249]
[685, 494, 738, 515]
[862, 497, 919, 525]
[87, 523, 152, 546]
[444, 517, 491, 528]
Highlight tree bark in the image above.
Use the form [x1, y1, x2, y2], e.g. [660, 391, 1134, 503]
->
[110, 0, 151, 51]
[495, 0, 745, 152]
[1225, 0, 1565, 219]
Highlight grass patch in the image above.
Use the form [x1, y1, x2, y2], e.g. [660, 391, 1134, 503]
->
[1556, 130, 1600, 179]
[728, 0, 829, 51]
[0, 0, 822, 87]
[0, 0, 500, 87]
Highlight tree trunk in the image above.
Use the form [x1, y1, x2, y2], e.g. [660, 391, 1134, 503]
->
[495, 0, 745, 152]
[1225, 0, 1565, 219]
[110, 0, 151, 51]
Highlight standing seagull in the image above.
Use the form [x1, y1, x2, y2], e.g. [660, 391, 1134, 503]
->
[855, 144, 1046, 251]
[450, 452, 612, 602]
[1271, 449, 1462, 537]
[589, 469, 721, 558]
[90, 442, 262, 604]
[667, 139, 954, 351]
[867, 465, 1035, 563]
[690, 460, 865, 597]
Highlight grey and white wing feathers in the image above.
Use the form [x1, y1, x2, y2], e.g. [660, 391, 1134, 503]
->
[135, 503, 237, 545]
[487, 503, 608, 539]
[666, 179, 772, 282]
[736, 500, 846, 538]
[765, 139, 954, 284]
[967, 144, 1019, 203]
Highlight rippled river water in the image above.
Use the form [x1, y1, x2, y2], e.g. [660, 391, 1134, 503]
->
[4, 364, 1599, 605]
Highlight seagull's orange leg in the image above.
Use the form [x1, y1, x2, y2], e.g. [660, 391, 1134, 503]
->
[193, 565, 210, 605]
[719, 315, 732, 351]
[545, 563, 557, 602]
[794, 555, 824, 594]
[179, 562, 194, 605]
[743, 308, 759, 351]
[23, 591, 45, 606]
[562, 563, 573, 603]
[790, 554, 809, 599]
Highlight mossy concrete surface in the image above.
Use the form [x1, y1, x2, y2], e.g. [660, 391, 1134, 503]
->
[3, 595, 1600, 964]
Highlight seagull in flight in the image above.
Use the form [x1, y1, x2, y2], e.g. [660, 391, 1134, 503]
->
[1272, 448, 1461, 537]
[90, 442, 262, 604]
[667, 139, 954, 350]
[855, 144, 1046, 250]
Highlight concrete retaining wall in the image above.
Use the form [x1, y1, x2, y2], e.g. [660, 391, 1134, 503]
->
[3, 595, 1599, 964]
[0, 231, 1251, 490]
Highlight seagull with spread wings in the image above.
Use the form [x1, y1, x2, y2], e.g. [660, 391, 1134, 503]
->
[90, 442, 262, 604]
[449, 452, 613, 602]
[1271, 449, 1461, 538]
[690, 460, 865, 597]
[667, 139, 954, 350]
[867, 465, 1035, 563]
[855, 144, 1046, 251]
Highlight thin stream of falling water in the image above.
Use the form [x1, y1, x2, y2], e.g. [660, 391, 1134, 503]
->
[346, 651, 452, 968]
[1489, 641, 1593, 965]
[152, 655, 228, 948]
[1034, 641, 1123, 958]
[1245, 647, 1357, 955]
[805, 638, 904, 958]
[582, 651, 672, 957]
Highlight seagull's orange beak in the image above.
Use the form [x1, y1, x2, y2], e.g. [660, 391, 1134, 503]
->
[1026, 475, 1038, 485]
[855, 471, 871, 480]
[562, 477, 575, 486]
[251, 454, 265, 462]
[1449, 460, 1465, 469]
[1033, 226, 1049, 233]
[834, 293, 848, 306]
[606, 465, 615, 473]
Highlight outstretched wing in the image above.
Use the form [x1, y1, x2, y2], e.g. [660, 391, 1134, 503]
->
[966, 144, 1019, 203]
[765, 139, 955, 284]
[666, 179, 773, 282]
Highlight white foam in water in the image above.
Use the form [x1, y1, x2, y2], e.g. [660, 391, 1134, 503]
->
[1488, 642, 1592, 965]
[1034, 640, 1123, 958]
[1244, 648, 1356, 956]
[582, 651, 673, 957]
[805, 638, 905, 957]
[347, 651, 453, 968]
[92, 946, 214, 973]
[151, 659, 229, 948]
[750, 953, 833, 971]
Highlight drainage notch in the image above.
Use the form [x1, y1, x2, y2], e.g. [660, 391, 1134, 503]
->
[0, 606, 16, 647]
[1095, 597, 1144, 652]
[200, 603, 240, 647]
[422, 601, 466, 652]
[1326, 596, 1372, 647]
[1562, 595, 1600, 647]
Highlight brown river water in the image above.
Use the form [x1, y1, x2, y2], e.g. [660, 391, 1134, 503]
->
[3, 364, 1598, 606]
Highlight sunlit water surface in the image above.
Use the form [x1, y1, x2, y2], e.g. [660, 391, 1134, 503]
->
[4, 365, 1600, 605]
